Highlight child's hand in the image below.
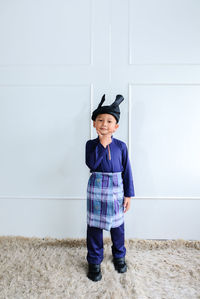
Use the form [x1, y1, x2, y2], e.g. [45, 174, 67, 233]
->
[123, 197, 131, 213]
[96, 128, 112, 148]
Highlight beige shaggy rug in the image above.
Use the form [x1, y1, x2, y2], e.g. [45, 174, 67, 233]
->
[0, 237, 199, 299]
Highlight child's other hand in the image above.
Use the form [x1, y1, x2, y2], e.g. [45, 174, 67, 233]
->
[123, 197, 131, 213]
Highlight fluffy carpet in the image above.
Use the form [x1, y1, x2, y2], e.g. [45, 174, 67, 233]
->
[0, 237, 199, 299]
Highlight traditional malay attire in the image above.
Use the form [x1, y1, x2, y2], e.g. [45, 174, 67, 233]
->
[85, 94, 135, 281]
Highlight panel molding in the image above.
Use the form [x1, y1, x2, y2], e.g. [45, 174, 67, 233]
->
[0, 83, 92, 87]
[128, 82, 200, 199]
[0, 196, 199, 200]
[0, 83, 92, 200]
[0, 0, 94, 67]
[90, 84, 94, 139]
[128, 0, 200, 66]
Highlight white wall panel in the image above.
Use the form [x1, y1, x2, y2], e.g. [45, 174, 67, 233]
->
[0, 0, 199, 239]
[0, 85, 90, 198]
[129, 84, 200, 197]
[0, 0, 92, 65]
[0, 198, 199, 240]
[129, 0, 200, 64]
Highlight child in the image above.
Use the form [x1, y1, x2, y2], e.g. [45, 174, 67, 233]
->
[85, 94, 135, 282]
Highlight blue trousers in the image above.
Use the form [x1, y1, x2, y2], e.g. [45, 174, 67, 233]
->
[86, 222, 126, 264]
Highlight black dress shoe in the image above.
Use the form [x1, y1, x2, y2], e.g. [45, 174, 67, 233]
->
[87, 263, 102, 282]
[113, 257, 127, 273]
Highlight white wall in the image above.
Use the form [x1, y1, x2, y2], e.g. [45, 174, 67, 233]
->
[0, 0, 200, 240]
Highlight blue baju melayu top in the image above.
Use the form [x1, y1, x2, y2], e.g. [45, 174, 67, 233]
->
[85, 135, 135, 197]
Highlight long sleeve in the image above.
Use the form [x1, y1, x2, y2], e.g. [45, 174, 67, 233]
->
[85, 140, 107, 171]
[122, 143, 135, 197]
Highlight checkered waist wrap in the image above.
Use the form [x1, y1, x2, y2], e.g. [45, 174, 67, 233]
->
[87, 171, 124, 231]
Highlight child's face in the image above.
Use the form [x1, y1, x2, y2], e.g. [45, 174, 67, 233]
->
[93, 113, 119, 136]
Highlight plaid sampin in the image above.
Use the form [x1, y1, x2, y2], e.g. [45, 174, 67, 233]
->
[87, 172, 124, 231]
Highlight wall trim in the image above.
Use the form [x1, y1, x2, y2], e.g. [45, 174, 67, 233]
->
[128, 0, 200, 66]
[0, 196, 199, 200]
[0, 0, 94, 67]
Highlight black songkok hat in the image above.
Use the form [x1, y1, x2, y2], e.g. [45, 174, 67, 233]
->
[91, 94, 124, 123]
